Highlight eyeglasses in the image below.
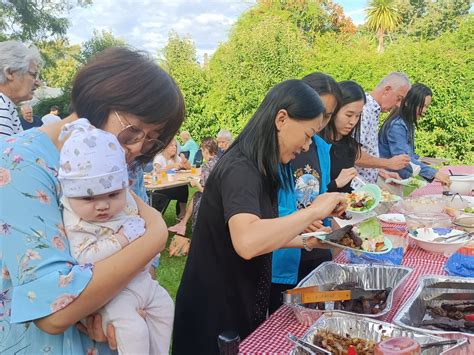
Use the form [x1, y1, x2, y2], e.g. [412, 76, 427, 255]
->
[27, 71, 39, 80]
[114, 111, 165, 156]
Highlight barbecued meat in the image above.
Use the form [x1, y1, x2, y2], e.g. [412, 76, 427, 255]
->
[308, 283, 391, 315]
[338, 230, 363, 248]
[424, 302, 474, 333]
[313, 330, 376, 355]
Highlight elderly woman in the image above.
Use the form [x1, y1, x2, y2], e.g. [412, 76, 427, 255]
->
[0, 40, 42, 136]
[216, 129, 233, 154]
[179, 130, 199, 164]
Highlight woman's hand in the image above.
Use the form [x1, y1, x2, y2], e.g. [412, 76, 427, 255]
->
[387, 154, 411, 170]
[76, 314, 117, 350]
[379, 169, 400, 180]
[77, 310, 147, 350]
[335, 168, 358, 188]
[309, 192, 347, 219]
[435, 171, 451, 186]
[304, 220, 332, 234]
[130, 190, 167, 250]
[179, 154, 192, 170]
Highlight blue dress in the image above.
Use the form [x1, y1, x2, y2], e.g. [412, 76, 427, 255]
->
[0, 129, 115, 354]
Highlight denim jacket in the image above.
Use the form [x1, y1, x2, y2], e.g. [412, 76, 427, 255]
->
[272, 136, 332, 285]
[379, 116, 436, 181]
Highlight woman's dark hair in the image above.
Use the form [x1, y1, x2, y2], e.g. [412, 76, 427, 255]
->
[228, 79, 324, 192]
[201, 137, 218, 156]
[321, 80, 366, 160]
[380, 83, 432, 141]
[302, 72, 342, 102]
[71, 46, 185, 165]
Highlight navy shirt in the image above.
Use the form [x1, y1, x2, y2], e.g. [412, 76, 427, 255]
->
[20, 115, 43, 130]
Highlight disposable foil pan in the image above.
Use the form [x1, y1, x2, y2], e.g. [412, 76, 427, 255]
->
[394, 275, 474, 354]
[290, 262, 413, 325]
[290, 312, 467, 355]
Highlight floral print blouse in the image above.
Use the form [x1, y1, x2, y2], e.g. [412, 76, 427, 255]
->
[0, 129, 115, 354]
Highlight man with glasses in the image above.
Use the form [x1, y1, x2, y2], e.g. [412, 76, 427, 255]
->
[0, 41, 42, 136]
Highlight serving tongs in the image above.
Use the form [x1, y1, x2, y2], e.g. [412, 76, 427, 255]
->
[301, 225, 354, 243]
[283, 283, 383, 304]
[432, 231, 474, 243]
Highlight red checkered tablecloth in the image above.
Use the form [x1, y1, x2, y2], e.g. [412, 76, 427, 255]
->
[239, 223, 448, 354]
[239, 166, 474, 354]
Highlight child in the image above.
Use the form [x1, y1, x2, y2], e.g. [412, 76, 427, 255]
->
[58, 119, 173, 354]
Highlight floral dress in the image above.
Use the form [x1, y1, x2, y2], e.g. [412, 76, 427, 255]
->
[191, 155, 219, 232]
[0, 129, 115, 354]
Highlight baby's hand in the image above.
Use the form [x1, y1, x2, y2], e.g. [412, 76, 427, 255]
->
[121, 217, 146, 243]
[115, 227, 129, 248]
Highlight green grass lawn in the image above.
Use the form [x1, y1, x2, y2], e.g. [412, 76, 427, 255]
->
[155, 189, 195, 300]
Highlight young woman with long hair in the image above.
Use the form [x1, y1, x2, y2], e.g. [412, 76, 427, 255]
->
[172, 80, 347, 354]
[379, 83, 450, 184]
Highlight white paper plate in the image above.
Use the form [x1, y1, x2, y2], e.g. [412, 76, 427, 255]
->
[377, 213, 406, 224]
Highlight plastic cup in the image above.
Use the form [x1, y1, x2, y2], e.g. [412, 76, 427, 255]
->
[375, 337, 421, 355]
[191, 166, 196, 174]
[161, 170, 167, 178]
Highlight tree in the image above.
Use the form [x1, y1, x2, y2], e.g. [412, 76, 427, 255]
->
[205, 14, 307, 135]
[396, 0, 471, 39]
[366, 0, 401, 53]
[0, 0, 91, 41]
[257, 0, 356, 44]
[75, 30, 126, 65]
[160, 31, 211, 141]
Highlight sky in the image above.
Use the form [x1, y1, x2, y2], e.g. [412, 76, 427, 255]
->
[67, 0, 367, 62]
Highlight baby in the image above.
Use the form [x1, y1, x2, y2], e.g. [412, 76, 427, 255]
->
[58, 119, 173, 354]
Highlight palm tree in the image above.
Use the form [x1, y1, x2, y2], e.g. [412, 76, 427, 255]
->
[366, 0, 401, 53]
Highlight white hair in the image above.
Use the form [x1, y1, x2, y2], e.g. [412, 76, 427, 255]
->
[376, 72, 411, 91]
[217, 129, 233, 141]
[0, 41, 43, 84]
[20, 103, 32, 112]
[179, 131, 190, 139]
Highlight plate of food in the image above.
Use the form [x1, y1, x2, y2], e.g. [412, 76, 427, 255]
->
[346, 184, 382, 214]
[381, 190, 402, 202]
[302, 218, 392, 254]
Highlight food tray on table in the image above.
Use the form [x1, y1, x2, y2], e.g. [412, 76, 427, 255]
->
[290, 312, 467, 355]
[289, 262, 413, 325]
[394, 275, 474, 355]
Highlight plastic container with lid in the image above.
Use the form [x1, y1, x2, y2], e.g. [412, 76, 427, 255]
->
[375, 337, 421, 355]
[405, 212, 452, 233]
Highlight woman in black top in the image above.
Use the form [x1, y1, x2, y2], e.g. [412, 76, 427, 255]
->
[172, 80, 347, 354]
[321, 81, 366, 193]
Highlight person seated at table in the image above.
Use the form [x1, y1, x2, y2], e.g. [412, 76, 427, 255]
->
[378, 83, 450, 185]
[216, 129, 233, 156]
[152, 138, 191, 219]
[179, 130, 199, 165]
[167, 138, 220, 256]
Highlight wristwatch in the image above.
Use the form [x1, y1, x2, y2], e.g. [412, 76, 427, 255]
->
[301, 236, 314, 252]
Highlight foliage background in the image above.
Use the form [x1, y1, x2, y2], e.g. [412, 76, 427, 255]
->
[2, 0, 472, 164]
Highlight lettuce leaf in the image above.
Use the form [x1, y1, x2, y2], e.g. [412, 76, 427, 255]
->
[357, 217, 383, 239]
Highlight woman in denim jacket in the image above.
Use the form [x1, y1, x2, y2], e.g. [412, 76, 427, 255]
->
[378, 83, 450, 185]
